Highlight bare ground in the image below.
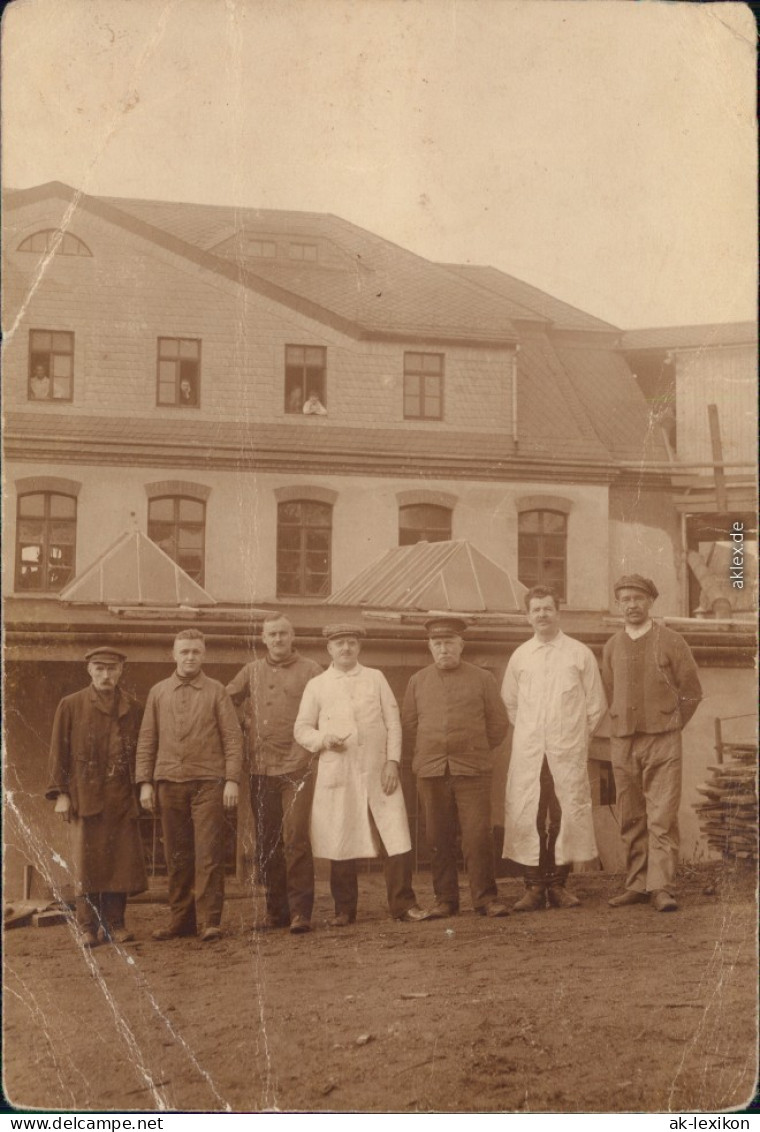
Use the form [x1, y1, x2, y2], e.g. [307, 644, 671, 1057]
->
[3, 864, 757, 1115]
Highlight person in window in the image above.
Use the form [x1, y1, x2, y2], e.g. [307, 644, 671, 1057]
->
[302, 390, 327, 415]
[136, 629, 243, 943]
[294, 625, 428, 926]
[46, 646, 147, 948]
[179, 378, 196, 405]
[501, 587, 607, 912]
[30, 364, 50, 400]
[401, 617, 510, 920]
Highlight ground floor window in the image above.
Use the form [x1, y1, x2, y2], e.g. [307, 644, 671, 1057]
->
[148, 496, 206, 584]
[15, 491, 77, 592]
[518, 509, 567, 600]
[277, 500, 332, 596]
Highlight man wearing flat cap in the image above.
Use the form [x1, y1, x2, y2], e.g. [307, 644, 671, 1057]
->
[603, 575, 702, 912]
[402, 616, 510, 919]
[295, 625, 427, 925]
[46, 647, 147, 947]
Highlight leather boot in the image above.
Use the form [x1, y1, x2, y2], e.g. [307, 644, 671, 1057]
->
[512, 884, 546, 912]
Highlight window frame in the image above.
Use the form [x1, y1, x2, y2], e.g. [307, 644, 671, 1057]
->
[517, 508, 568, 601]
[28, 329, 75, 403]
[18, 230, 92, 257]
[403, 352, 445, 421]
[147, 495, 206, 585]
[284, 345, 327, 414]
[288, 242, 318, 262]
[399, 503, 453, 546]
[276, 499, 332, 598]
[15, 490, 77, 593]
[156, 337, 202, 409]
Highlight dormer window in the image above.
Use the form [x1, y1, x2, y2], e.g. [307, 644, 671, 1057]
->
[18, 230, 92, 257]
[248, 239, 277, 258]
[288, 242, 318, 262]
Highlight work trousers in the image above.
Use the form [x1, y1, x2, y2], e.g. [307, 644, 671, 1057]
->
[610, 731, 682, 896]
[525, 757, 571, 888]
[250, 766, 316, 923]
[76, 892, 127, 934]
[157, 779, 226, 934]
[417, 771, 498, 910]
[329, 808, 416, 920]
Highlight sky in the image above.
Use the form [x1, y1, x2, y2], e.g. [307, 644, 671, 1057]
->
[2, 0, 756, 329]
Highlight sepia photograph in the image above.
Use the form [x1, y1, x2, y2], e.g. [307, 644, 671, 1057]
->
[2, 0, 757, 1117]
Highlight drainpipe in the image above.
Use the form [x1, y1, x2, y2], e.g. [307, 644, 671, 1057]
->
[511, 345, 520, 449]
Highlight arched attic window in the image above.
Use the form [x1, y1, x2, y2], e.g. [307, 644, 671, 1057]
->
[18, 230, 92, 257]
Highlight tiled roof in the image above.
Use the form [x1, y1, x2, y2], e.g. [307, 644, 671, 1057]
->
[5, 410, 618, 468]
[621, 323, 758, 351]
[554, 343, 668, 463]
[442, 263, 619, 332]
[6, 184, 517, 344]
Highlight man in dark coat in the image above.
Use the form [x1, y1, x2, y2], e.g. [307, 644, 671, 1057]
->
[602, 575, 703, 912]
[46, 646, 147, 947]
[402, 616, 510, 919]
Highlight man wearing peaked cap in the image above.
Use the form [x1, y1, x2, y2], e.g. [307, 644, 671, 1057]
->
[402, 615, 510, 920]
[295, 624, 427, 925]
[322, 624, 366, 641]
[603, 575, 702, 913]
[46, 646, 147, 948]
[425, 616, 469, 639]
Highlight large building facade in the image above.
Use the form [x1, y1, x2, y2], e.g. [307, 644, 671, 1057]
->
[3, 182, 756, 892]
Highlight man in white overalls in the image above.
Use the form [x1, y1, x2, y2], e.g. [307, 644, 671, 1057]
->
[502, 586, 607, 911]
[295, 624, 427, 926]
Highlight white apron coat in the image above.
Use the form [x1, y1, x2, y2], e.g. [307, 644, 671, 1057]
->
[501, 632, 607, 867]
[294, 664, 412, 859]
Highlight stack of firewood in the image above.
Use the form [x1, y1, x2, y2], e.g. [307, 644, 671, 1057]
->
[694, 742, 758, 861]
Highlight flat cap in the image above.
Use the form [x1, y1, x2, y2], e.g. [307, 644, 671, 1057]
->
[85, 646, 127, 663]
[425, 616, 469, 638]
[322, 623, 366, 641]
[613, 574, 659, 600]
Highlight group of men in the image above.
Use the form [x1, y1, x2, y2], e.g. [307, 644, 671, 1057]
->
[46, 573, 702, 946]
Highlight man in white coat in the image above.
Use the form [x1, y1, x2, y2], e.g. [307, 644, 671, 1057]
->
[502, 586, 607, 911]
[294, 624, 428, 926]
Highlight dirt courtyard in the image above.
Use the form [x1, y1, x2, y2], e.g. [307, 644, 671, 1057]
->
[3, 864, 757, 1115]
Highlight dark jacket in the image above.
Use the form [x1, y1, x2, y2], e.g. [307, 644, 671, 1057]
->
[402, 660, 508, 777]
[601, 622, 702, 737]
[226, 651, 322, 775]
[135, 671, 243, 785]
[46, 686, 143, 818]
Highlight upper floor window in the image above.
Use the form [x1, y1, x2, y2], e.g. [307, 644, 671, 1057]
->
[157, 338, 201, 407]
[518, 510, 567, 601]
[404, 352, 444, 420]
[285, 345, 326, 414]
[18, 230, 92, 257]
[288, 243, 318, 262]
[248, 239, 277, 258]
[399, 504, 452, 545]
[148, 496, 205, 583]
[15, 492, 77, 592]
[277, 500, 331, 597]
[28, 330, 74, 401]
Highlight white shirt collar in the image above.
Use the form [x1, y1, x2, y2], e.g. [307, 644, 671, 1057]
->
[526, 629, 565, 651]
[330, 663, 363, 679]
